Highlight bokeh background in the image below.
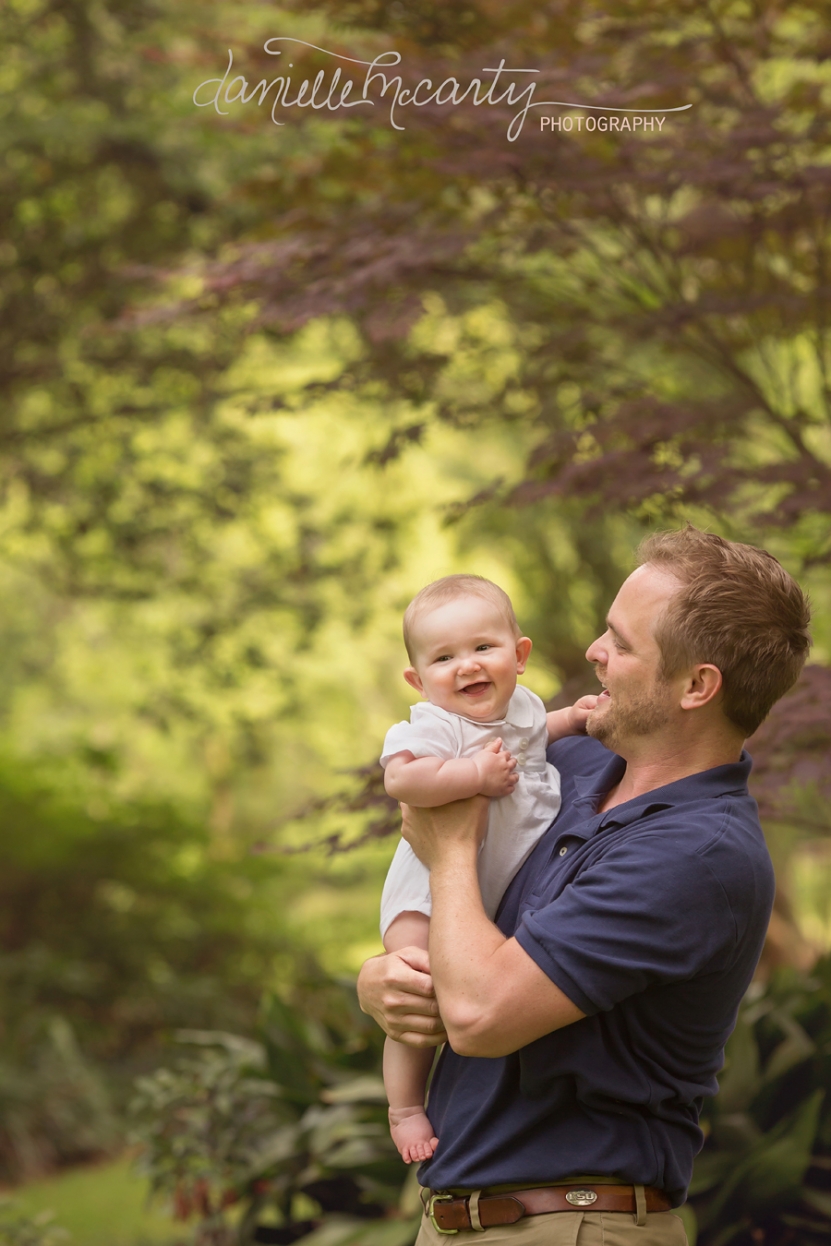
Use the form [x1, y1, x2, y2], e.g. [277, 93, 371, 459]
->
[2, 2, 831, 1244]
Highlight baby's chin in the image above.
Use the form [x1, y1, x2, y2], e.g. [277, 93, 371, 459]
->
[435, 686, 514, 720]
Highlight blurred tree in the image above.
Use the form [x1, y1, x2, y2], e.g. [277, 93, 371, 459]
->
[0, 744, 305, 1179]
[180, 0, 831, 560]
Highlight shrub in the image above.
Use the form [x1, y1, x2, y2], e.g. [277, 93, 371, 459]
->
[689, 959, 831, 1246]
[0, 1201, 68, 1246]
[130, 977, 418, 1245]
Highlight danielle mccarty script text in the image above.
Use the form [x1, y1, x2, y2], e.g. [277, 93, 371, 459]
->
[193, 38, 691, 142]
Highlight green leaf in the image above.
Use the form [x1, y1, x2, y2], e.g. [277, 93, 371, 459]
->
[688, 1150, 737, 1196]
[321, 1076, 387, 1104]
[703, 1089, 825, 1226]
[803, 1187, 831, 1218]
[717, 1013, 760, 1113]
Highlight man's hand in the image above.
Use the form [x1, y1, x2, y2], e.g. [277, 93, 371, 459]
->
[400, 795, 489, 871]
[473, 738, 518, 797]
[357, 945, 448, 1047]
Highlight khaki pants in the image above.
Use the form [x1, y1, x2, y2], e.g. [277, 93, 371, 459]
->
[415, 1206, 689, 1246]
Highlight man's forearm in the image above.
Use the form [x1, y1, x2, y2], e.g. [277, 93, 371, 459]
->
[426, 840, 510, 1052]
[426, 842, 585, 1058]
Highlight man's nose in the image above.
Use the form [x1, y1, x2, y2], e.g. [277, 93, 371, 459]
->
[585, 635, 608, 664]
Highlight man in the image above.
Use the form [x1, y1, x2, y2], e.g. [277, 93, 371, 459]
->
[358, 526, 811, 1245]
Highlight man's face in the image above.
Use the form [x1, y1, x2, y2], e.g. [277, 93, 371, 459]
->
[584, 564, 683, 754]
[405, 597, 532, 723]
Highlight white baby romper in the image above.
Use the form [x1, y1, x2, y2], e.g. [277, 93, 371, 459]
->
[379, 684, 562, 935]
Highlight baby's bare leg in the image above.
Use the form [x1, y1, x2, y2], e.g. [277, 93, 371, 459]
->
[382, 912, 439, 1164]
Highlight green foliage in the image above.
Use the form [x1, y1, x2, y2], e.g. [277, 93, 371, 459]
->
[0, 1200, 68, 1246]
[0, 1014, 118, 1182]
[0, 748, 306, 1181]
[130, 977, 418, 1246]
[0, 756, 293, 1051]
[689, 960, 831, 1246]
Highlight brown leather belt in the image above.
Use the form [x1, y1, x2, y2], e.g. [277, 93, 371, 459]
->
[426, 1185, 673, 1233]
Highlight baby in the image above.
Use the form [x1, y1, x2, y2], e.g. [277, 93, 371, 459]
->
[379, 574, 597, 1163]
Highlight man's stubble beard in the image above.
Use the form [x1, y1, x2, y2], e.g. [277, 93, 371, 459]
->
[586, 681, 674, 752]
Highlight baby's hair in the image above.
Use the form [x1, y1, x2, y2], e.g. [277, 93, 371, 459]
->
[403, 574, 521, 662]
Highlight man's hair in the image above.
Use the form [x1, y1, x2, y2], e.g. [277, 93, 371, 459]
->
[638, 525, 811, 736]
[403, 574, 521, 662]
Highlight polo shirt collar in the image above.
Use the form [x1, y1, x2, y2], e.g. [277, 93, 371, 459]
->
[570, 749, 754, 832]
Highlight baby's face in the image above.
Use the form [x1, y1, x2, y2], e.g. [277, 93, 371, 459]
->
[405, 597, 532, 722]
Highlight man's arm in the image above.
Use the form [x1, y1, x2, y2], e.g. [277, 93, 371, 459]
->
[400, 798, 585, 1058]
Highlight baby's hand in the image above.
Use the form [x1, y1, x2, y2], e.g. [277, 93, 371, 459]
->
[567, 694, 599, 734]
[546, 696, 601, 743]
[473, 738, 518, 798]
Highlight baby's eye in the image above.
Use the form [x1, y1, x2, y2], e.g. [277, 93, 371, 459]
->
[435, 654, 453, 663]
[475, 644, 491, 651]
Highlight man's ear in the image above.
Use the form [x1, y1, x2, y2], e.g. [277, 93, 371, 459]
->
[679, 663, 723, 711]
[404, 666, 425, 695]
[515, 637, 533, 674]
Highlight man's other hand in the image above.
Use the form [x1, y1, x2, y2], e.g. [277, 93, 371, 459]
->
[357, 945, 448, 1047]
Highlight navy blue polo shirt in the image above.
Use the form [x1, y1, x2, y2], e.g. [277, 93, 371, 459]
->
[420, 735, 775, 1205]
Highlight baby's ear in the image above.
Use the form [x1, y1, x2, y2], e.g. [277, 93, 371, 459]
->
[404, 666, 425, 695]
[515, 637, 533, 673]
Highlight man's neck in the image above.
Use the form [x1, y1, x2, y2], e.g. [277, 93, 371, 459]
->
[599, 735, 744, 812]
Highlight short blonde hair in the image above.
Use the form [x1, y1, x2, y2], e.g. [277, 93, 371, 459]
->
[638, 525, 811, 736]
[403, 574, 521, 662]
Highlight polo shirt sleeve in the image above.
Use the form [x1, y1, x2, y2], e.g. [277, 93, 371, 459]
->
[515, 832, 738, 1016]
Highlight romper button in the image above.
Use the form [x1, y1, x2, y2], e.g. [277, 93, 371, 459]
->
[518, 753, 527, 764]
[519, 737, 529, 748]
[559, 846, 568, 857]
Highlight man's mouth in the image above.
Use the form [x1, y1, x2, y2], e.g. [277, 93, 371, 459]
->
[460, 681, 491, 697]
[598, 686, 611, 701]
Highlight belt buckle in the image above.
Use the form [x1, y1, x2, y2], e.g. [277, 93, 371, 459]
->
[428, 1191, 459, 1235]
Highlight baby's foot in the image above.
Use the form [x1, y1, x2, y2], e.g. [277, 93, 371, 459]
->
[389, 1107, 439, 1164]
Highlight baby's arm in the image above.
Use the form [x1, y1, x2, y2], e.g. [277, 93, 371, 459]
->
[384, 738, 517, 805]
[546, 694, 599, 743]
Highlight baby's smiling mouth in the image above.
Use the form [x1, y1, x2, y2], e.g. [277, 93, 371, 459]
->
[460, 681, 491, 697]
